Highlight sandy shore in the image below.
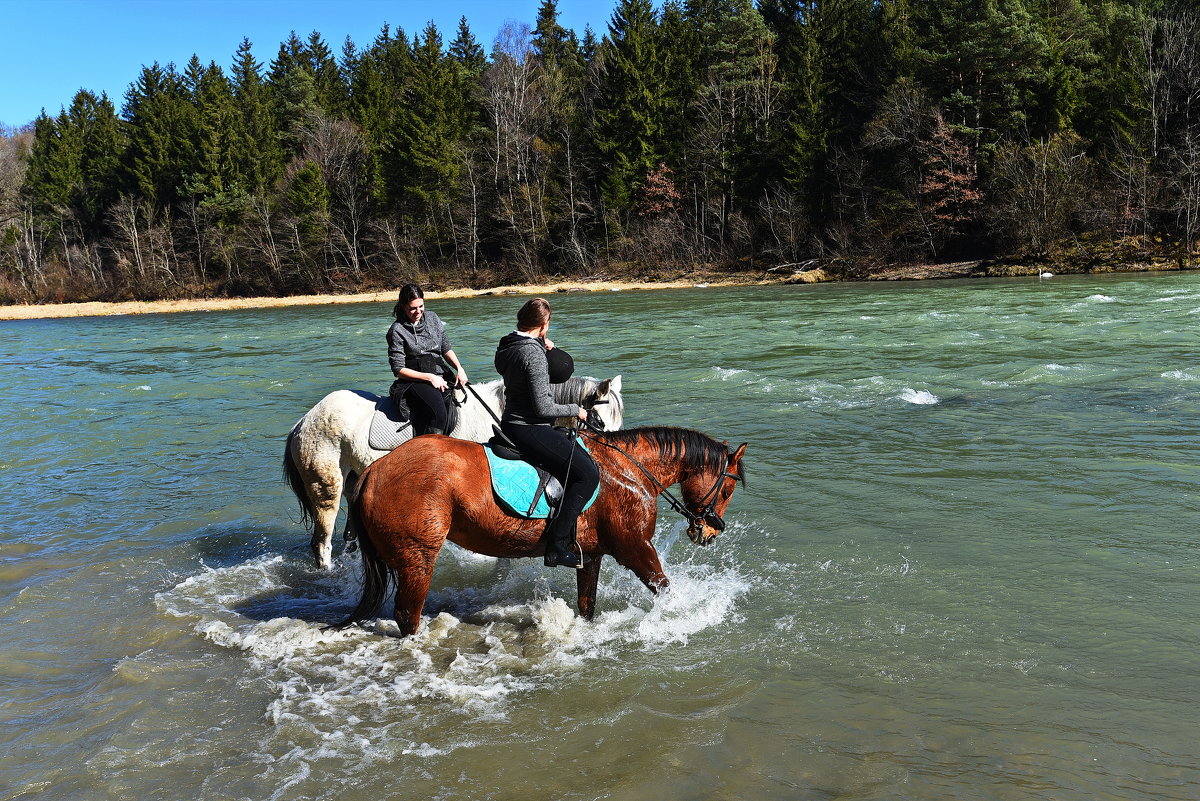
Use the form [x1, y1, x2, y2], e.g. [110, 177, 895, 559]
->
[0, 276, 802, 321]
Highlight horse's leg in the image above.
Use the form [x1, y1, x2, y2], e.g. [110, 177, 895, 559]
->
[309, 471, 342, 571]
[391, 545, 442, 637]
[576, 554, 604, 621]
[611, 539, 670, 595]
[290, 439, 343, 570]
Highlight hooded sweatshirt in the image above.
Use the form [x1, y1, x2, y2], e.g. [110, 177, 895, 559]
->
[494, 332, 581, 425]
[387, 310, 452, 376]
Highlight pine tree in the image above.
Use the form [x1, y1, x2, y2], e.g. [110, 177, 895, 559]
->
[448, 16, 488, 141]
[307, 31, 349, 117]
[24, 111, 81, 216]
[230, 38, 283, 195]
[269, 32, 322, 158]
[533, 0, 593, 267]
[122, 62, 194, 205]
[387, 22, 460, 221]
[183, 57, 239, 197]
[594, 0, 666, 217]
[70, 90, 123, 233]
[913, 0, 1047, 158]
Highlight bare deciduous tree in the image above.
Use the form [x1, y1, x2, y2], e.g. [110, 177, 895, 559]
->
[988, 133, 1090, 256]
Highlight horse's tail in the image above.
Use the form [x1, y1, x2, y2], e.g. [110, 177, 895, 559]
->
[333, 475, 393, 629]
[282, 421, 316, 531]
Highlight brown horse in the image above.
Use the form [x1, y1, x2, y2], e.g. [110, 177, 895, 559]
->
[339, 426, 747, 637]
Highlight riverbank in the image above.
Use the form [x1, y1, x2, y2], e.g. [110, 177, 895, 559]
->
[2, 248, 1194, 320]
[0, 273, 803, 320]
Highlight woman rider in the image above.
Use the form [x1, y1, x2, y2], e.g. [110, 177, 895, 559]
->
[387, 283, 468, 436]
[494, 298, 600, 569]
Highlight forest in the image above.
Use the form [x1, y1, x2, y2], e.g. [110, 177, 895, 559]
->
[0, 0, 1198, 304]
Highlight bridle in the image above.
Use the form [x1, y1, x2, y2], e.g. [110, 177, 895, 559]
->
[578, 426, 741, 538]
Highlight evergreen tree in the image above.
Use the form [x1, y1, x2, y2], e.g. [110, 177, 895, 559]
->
[70, 90, 123, 233]
[533, 0, 593, 265]
[595, 0, 667, 217]
[448, 16, 488, 141]
[658, 1, 699, 172]
[230, 38, 283, 194]
[449, 16, 487, 77]
[387, 22, 460, 222]
[24, 111, 81, 216]
[913, 0, 1047, 159]
[184, 57, 239, 197]
[122, 62, 194, 205]
[268, 32, 322, 157]
[307, 30, 349, 117]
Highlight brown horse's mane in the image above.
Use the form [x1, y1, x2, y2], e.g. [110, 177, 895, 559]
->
[599, 426, 745, 484]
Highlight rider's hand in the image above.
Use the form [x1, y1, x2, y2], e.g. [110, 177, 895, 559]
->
[576, 408, 587, 421]
[430, 374, 449, 391]
[544, 337, 555, 350]
[586, 407, 605, 431]
[456, 368, 468, 386]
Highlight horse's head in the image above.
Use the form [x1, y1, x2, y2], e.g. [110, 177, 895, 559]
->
[554, 375, 625, 431]
[587, 375, 624, 431]
[681, 441, 747, 546]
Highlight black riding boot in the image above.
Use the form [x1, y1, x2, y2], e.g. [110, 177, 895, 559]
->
[543, 514, 583, 569]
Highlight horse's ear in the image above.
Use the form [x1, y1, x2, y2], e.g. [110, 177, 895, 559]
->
[609, 375, 622, 395]
[731, 443, 747, 462]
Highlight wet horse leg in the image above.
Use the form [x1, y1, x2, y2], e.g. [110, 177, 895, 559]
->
[611, 540, 670, 595]
[576, 555, 604, 620]
[306, 465, 343, 571]
[390, 544, 442, 637]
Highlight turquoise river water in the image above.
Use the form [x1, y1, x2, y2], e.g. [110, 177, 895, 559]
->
[1, 273, 1198, 800]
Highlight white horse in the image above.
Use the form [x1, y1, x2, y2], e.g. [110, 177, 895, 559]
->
[283, 376, 625, 568]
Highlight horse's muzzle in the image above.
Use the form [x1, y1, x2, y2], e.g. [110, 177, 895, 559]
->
[687, 521, 721, 546]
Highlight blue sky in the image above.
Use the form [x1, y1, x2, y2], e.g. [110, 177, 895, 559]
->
[0, 0, 616, 128]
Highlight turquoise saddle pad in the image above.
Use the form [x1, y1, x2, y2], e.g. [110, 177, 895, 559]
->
[482, 440, 600, 519]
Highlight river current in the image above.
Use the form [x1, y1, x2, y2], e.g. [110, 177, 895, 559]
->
[1, 274, 1198, 800]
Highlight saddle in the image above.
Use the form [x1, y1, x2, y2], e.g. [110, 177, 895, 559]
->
[483, 426, 599, 519]
[368, 395, 413, 450]
[369, 386, 462, 451]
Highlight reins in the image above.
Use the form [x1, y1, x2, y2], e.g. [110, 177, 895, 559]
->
[577, 426, 739, 533]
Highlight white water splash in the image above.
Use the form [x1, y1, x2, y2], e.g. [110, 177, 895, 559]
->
[154, 523, 753, 760]
[899, 388, 939, 405]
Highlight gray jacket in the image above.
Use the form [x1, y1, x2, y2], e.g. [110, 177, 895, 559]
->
[387, 310, 452, 375]
[494, 332, 580, 425]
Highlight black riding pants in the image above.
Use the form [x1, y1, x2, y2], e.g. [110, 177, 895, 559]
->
[407, 381, 449, 435]
[501, 421, 600, 532]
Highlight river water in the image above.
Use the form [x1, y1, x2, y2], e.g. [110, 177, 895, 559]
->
[2, 274, 1198, 800]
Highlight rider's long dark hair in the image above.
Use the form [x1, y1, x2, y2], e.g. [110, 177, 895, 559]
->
[393, 283, 424, 320]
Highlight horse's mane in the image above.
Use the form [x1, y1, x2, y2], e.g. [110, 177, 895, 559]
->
[602, 426, 744, 483]
[552, 375, 601, 403]
[553, 376, 625, 419]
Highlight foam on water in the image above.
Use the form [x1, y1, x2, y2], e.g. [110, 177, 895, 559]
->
[898, 388, 939, 405]
[154, 521, 753, 762]
[709, 366, 943, 410]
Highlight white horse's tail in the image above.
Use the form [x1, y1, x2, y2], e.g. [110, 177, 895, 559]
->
[282, 421, 317, 531]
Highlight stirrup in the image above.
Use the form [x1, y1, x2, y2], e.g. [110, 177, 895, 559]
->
[544, 540, 583, 569]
